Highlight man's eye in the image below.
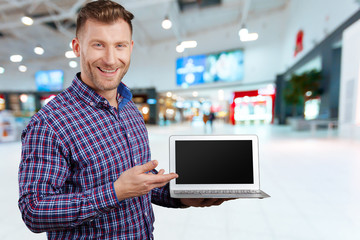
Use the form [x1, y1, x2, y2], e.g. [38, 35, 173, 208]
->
[95, 43, 102, 47]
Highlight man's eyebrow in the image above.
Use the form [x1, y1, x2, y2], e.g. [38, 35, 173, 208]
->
[115, 40, 131, 45]
[90, 39, 131, 45]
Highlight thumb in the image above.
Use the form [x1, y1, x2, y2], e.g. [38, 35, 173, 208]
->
[139, 160, 158, 173]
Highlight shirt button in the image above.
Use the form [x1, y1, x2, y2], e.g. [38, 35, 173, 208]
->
[144, 212, 148, 217]
[104, 100, 108, 105]
[127, 133, 131, 138]
[90, 102, 95, 106]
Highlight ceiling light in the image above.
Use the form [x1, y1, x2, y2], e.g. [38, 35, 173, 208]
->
[69, 42, 73, 49]
[238, 26, 248, 38]
[10, 55, 23, 62]
[181, 40, 197, 48]
[176, 44, 184, 53]
[34, 46, 44, 55]
[21, 16, 34, 26]
[69, 60, 78, 68]
[239, 24, 258, 42]
[162, 16, 172, 30]
[0, 67, 4, 74]
[18, 65, 27, 72]
[240, 32, 258, 42]
[65, 51, 76, 58]
[176, 40, 197, 52]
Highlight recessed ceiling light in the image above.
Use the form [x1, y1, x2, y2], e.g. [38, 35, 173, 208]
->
[176, 44, 184, 53]
[18, 65, 27, 72]
[0, 67, 5, 74]
[21, 16, 34, 26]
[34, 46, 44, 55]
[10, 55, 23, 62]
[162, 16, 172, 30]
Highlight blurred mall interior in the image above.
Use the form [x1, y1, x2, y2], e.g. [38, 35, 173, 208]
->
[0, 0, 360, 239]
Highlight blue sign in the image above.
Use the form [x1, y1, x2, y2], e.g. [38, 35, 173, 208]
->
[176, 50, 244, 87]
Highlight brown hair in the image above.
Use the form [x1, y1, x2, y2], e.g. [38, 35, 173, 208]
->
[76, 0, 134, 37]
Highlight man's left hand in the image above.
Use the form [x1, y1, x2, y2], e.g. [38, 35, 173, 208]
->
[180, 198, 234, 207]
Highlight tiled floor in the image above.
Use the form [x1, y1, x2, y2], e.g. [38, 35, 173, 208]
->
[1, 122, 360, 240]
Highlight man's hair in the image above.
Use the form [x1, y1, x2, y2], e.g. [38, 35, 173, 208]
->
[76, 0, 134, 37]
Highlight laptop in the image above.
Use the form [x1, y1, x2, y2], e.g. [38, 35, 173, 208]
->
[169, 135, 270, 199]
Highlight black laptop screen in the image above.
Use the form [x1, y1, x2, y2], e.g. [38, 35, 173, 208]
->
[175, 140, 254, 184]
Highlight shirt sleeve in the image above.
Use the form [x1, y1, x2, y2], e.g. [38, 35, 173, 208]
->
[18, 118, 122, 233]
[149, 170, 184, 208]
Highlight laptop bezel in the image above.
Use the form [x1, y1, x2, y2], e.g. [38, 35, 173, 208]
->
[169, 135, 261, 194]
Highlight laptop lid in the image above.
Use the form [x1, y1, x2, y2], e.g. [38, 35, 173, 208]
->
[169, 135, 262, 195]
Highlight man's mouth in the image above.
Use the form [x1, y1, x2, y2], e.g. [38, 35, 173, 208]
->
[98, 67, 118, 73]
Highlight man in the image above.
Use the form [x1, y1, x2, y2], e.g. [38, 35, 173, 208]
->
[18, 0, 226, 239]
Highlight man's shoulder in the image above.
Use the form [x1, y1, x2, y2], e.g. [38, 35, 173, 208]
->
[28, 88, 82, 128]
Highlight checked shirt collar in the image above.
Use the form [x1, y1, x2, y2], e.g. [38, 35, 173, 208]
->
[72, 72, 133, 111]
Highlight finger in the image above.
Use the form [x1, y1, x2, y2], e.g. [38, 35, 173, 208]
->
[138, 160, 158, 173]
[151, 172, 178, 183]
[212, 199, 226, 206]
[145, 173, 179, 191]
[158, 169, 165, 175]
[196, 198, 224, 207]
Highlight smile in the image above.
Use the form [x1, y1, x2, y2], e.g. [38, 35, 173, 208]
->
[98, 67, 118, 73]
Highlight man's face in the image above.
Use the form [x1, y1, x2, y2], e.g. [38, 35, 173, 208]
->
[72, 19, 133, 95]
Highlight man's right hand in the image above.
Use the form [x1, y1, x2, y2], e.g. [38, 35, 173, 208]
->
[114, 160, 178, 201]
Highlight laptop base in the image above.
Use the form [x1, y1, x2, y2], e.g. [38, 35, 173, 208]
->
[171, 190, 270, 199]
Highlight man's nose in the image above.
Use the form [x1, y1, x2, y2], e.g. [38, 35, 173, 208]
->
[103, 47, 116, 65]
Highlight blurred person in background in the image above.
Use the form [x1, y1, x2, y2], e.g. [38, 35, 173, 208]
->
[18, 1, 228, 239]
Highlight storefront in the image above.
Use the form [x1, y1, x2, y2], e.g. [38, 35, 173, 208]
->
[230, 85, 276, 125]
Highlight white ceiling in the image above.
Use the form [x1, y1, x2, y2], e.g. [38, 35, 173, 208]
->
[0, 0, 289, 69]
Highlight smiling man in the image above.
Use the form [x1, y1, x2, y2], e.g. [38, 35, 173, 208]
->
[73, 15, 133, 108]
[18, 1, 226, 239]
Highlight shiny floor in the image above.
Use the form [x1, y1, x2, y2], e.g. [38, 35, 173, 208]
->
[1, 122, 359, 240]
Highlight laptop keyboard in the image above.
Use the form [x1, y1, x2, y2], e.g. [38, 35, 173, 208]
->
[173, 190, 261, 194]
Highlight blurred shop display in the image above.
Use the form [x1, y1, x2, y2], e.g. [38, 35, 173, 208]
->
[158, 90, 229, 126]
[0, 94, 5, 111]
[0, 92, 61, 139]
[132, 88, 157, 124]
[176, 49, 244, 88]
[0, 92, 59, 116]
[0, 88, 158, 125]
[0, 110, 17, 142]
[283, 69, 322, 118]
[230, 85, 276, 125]
[158, 94, 178, 125]
[19, 94, 36, 117]
[304, 98, 321, 120]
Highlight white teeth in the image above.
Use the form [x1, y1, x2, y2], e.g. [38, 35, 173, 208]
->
[100, 68, 116, 73]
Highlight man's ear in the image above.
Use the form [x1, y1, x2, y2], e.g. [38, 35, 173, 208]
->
[72, 38, 80, 57]
[130, 39, 134, 54]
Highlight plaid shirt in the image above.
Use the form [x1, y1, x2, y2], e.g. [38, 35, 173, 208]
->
[18, 73, 181, 239]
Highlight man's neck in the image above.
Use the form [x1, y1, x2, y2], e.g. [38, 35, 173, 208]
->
[98, 89, 118, 109]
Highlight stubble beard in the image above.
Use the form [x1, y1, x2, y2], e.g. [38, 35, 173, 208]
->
[83, 61, 130, 91]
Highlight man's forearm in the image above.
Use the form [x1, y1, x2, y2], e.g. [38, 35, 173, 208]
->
[19, 182, 120, 233]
